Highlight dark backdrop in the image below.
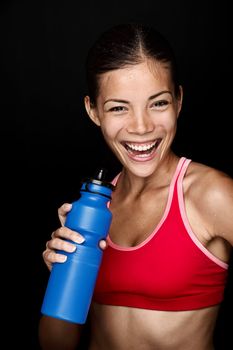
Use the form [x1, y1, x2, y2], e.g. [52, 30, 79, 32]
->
[1, 0, 232, 348]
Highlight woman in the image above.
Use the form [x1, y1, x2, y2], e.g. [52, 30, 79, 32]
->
[39, 23, 233, 349]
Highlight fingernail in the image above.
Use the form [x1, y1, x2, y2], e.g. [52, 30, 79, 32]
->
[70, 245, 77, 252]
[74, 237, 85, 244]
[59, 255, 67, 262]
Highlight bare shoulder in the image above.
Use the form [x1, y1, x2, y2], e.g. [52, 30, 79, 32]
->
[186, 161, 233, 201]
[185, 160, 233, 244]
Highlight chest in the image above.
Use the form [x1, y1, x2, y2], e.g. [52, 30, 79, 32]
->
[95, 206, 228, 310]
[109, 188, 169, 247]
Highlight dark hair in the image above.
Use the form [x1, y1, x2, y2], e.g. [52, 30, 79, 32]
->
[85, 23, 180, 105]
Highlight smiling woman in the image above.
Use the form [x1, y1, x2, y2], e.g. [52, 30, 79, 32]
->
[39, 23, 233, 350]
[84, 60, 181, 175]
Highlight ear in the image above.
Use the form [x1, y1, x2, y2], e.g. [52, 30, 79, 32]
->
[84, 96, 101, 126]
[176, 85, 183, 117]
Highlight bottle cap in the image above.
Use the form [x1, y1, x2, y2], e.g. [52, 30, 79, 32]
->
[83, 168, 115, 190]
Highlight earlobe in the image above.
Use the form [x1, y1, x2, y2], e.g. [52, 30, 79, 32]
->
[84, 96, 101, 126]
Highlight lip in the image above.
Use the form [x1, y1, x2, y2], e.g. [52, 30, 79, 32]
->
[122, 138, 162, 162]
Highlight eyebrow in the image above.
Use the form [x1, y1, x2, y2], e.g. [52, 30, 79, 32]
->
[104, 90, 172, 105]
[148, 90, 172, 100]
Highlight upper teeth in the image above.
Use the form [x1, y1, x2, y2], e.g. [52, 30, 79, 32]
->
[126, 142, 156, 151]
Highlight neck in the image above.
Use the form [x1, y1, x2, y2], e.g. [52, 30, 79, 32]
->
[115, 153, 179, 199]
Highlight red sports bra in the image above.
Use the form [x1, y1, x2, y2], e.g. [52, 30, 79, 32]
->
[93, 157, 228, 311]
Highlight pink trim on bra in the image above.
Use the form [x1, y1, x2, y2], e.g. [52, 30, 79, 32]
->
[107, 157, 187, 251]
[177, 159, 228, 269]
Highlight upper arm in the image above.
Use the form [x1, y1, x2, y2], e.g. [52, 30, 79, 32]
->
[202, 171, 233, 247]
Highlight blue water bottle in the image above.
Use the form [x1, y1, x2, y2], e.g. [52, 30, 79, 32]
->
[41, 168, 114, 324]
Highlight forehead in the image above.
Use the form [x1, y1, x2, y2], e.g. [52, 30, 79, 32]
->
[97, 60, 173, 99]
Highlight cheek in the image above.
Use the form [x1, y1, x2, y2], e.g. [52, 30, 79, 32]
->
[155, 112, 177, 131]
[100, 119, 123, 140]
[167, 117, 177, 130]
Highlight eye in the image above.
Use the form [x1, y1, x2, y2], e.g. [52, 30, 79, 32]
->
[151, 100, 171, 111]
[108, 106, 127, 113]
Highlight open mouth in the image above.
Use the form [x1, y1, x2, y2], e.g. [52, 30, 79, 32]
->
[123, 139, 162, 159]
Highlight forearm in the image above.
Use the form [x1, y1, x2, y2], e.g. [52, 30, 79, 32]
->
[38, 315, 83, 350]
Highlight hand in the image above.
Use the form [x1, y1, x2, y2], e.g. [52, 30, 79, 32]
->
[42, 203, 107, 271]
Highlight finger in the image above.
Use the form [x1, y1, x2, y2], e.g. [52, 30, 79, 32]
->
[58, 203, 72, 226]
[46, 237, 77, 253]
[52, 227, 85, 244]
[99, 239, 108, 250]
[42, 249, 67, 271]
[44, 249, 67, 263]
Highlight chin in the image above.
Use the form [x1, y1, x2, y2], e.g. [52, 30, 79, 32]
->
[125, 161, 159, 178]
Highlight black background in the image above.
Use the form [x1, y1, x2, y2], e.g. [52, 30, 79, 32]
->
[1, 0, 232, 348]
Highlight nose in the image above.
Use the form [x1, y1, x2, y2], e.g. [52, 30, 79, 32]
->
[126, 111, 154, 135]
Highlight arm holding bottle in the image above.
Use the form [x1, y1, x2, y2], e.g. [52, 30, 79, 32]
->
[38, 203, 107, 349]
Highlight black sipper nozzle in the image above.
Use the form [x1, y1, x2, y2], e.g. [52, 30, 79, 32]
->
[95, 168, 107, 181]
[82, 167, 114, 191]
[91, 167, 114, 190]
